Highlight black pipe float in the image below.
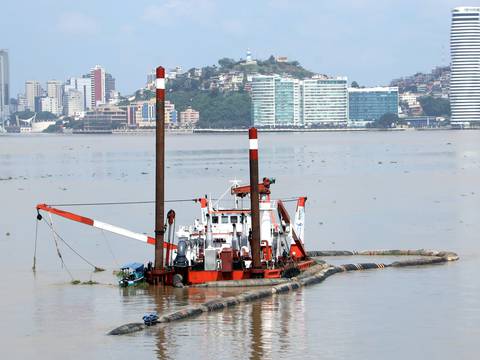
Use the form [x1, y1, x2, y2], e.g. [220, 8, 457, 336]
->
[108, 249, 458, 335]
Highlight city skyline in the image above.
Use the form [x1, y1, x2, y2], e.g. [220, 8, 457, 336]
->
[2, 0, 477, 96]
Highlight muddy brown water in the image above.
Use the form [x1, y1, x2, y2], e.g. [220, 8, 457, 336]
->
[0, 131, 479, 359]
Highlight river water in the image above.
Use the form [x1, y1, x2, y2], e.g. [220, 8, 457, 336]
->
[0, 131, 479, 359]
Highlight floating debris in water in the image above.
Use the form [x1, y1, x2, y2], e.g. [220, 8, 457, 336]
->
[71, 280, 99, 285]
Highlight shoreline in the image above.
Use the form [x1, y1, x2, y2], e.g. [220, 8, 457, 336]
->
[2, 127, 479, 135]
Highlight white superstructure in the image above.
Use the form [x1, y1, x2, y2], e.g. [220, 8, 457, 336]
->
[450, 7, 480, 125]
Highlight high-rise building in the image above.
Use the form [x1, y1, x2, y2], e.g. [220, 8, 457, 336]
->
[0, 50, 9, 122]
[252, 75, 348, 127]
[450, 7, 480, 125]
[65, 77, 92, 111]
[17, 94, 27, 112]
[25, 80, 42, 111]
[39, 97, 60, 115]
[302, 77, 348, 126]
[46, 80, 63, 115]
[275, 77, 301, 126]
[105, 73, 116, 102]
[90, 65, 106, 108]
[251, 75, 276, 126]
[252, 75, 301, 127]
[348, 87, 398, 122]
[64, 89, 83, 117]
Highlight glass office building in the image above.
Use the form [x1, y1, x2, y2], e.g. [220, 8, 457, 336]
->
[348, 87, 398, 122]
[274, 77, 301, 126]
[252, 75, 348, 127]
[251, 75, 276, 127]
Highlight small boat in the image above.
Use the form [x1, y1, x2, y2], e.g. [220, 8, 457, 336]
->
[118, 262, 145, 287]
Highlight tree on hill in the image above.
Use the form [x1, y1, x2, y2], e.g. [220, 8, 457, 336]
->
[11, 110, 56, 121]
[351, 81, 360, 88]
[418, 96, 450, 117]
[167, 90, 251, 128]
[218, 58, 236, 69]
[367, 113, 399, 128]
[36, 111, 57, 120]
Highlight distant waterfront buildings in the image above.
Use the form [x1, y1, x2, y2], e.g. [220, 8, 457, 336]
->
[83, 105, 126, 132]
[165, 100, 178, 124]
[252, 75, 348, 127]
[450, 7, 480, 125]
[0, 50, 9, 123]
[180, 107, 200, 126]
[348, 87, 399, 123]
[125, 99, 178, 128]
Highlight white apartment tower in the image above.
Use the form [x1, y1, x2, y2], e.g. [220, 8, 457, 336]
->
[25, 80, 42, 111]
[64, 77, 92, 112]
[46, 80, 63, 115]
[251, 75, 276, 126]
[302, 77, 348, 126]
[450, 7, 480, 125]
[64, 89, 83, 117]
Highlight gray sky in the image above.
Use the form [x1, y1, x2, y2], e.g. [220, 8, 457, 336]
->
[3, 0, 479, 96]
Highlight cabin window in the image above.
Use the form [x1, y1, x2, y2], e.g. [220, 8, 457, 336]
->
[230, 216, 238, 224]
[221, 215, 229, 224]
[212, 216, 219, 224]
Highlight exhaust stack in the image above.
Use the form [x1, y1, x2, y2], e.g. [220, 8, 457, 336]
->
[249, 127, 261, 269]
[154, 66, 165, 270]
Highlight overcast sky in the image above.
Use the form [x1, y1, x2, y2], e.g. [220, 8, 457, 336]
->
[3, 0, 480, 96]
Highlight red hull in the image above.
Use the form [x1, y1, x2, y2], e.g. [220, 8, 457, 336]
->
[146, 259, 316, 285]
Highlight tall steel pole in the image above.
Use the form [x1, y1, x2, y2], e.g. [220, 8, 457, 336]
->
[155, 66, 165, 270]
[248, 127, 261, 269]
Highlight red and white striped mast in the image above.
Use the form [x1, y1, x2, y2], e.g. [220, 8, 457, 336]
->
[154, 66, 166, 271]
[249, 127, 262, 270]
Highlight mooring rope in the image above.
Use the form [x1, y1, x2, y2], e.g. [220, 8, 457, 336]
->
[47, 214, 75, 281]
[42, 217, 105, 272]
[108, 249, 459, 335]
[100, 229, 119, 268]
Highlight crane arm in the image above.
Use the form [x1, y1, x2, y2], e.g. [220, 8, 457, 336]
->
[277, 200, 307, 259]
[36, 203, 176, 249]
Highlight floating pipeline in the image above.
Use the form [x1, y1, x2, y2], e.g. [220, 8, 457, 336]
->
[192, 261, 328, 288]
[108, 249, 458, 336]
